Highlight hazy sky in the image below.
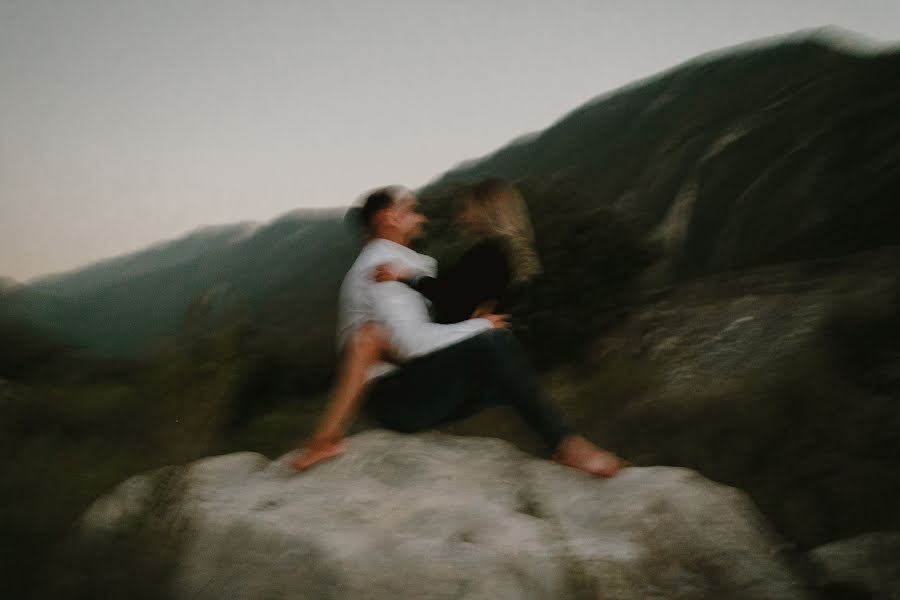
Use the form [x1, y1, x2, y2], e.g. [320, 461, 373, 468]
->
[2, 1, 898, 282]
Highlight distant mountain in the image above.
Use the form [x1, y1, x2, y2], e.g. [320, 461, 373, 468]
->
[421, 33, 900, 284]
[25, 222, 260, 298]
[0, 276, 20, 295]
[3, 210, 357, 356]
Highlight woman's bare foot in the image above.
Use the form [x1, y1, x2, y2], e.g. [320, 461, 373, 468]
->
[290, 438, 349, 471]
[551, 434, 627, 478]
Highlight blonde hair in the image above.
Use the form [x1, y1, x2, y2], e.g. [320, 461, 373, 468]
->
[465, 178, 542, 286]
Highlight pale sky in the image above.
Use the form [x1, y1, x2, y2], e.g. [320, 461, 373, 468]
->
[2, 1, 899, 283]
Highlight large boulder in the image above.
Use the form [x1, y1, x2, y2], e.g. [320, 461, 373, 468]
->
[76, 429, 812, 599]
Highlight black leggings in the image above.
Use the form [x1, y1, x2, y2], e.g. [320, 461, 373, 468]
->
[364, 328, 575, 452]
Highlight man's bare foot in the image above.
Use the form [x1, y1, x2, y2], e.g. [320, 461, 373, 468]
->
[290, 438, 349, 471]
[551, 434, 627, 478]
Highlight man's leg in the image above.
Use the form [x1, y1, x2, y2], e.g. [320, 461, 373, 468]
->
[366, 329, 572, 450]
[365, 328, 626, 476]
[291, 323, 387, 471]
[363, 341, 483, 434]
[442, 328, 575, 450]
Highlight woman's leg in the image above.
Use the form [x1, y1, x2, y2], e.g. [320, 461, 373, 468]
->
[291, 322, 388, 470]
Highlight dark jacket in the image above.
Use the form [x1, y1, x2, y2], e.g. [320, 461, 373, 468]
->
[406, 236, 520, 324]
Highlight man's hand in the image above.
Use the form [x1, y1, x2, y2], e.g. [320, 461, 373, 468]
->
[471, 301, 508, 329]
[373, 263, 410, 283]
[470, 300, 497, 318]
[481, 313, 511, 330]
[290, 436, 349, 471]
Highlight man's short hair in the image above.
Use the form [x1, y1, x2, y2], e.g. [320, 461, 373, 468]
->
[360, 188, 395, 233]
[352, 185, 414, 234]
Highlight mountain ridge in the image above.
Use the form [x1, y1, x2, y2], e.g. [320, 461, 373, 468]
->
[4, 30, 900, 357]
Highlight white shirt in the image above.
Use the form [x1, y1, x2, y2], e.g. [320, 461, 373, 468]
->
[336, 238, 493, 381]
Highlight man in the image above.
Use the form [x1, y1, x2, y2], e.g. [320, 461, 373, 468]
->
[291, 185, 626, 477]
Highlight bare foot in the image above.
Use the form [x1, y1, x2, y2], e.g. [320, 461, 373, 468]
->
[290, 438, 349, 471]
[551, 435, 627, 478]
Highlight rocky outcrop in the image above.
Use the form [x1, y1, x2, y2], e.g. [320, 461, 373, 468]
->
[607, 245, 900, 396]
[79, 430, 812, 599]
[809, 532, 900, 599]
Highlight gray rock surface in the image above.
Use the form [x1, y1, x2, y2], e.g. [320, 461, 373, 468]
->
[80, 429, 812, 599]
[809, 531, 900, 599]
[608, 247, 900, 396]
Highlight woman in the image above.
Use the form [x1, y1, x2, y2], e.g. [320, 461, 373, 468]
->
[374, 177, 541, 324]
[291, 179, 626, 476]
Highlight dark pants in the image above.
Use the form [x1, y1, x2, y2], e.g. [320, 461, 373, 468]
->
[364, 328, 575, 452]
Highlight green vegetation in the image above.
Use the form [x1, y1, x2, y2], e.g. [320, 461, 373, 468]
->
[0, 303, 341, 598]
